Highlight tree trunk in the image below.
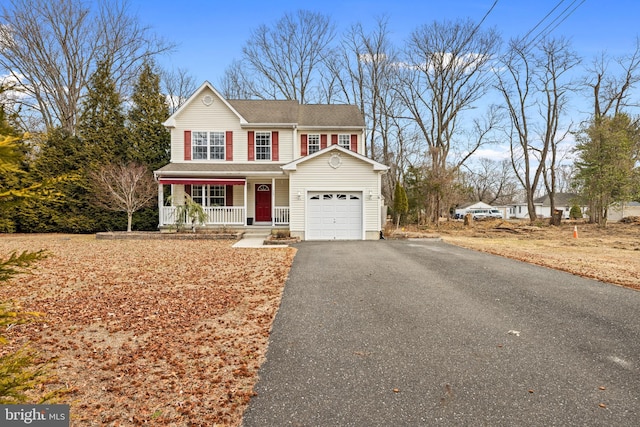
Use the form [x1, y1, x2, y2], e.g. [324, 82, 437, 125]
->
[550, 209, 563, 226]
[127, 212, 133, 232]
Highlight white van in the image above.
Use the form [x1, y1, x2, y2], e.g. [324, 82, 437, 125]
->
[466, 208, 503, 219]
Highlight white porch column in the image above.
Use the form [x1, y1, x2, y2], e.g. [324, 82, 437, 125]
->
[244, 182, 248, 225]
[271, 177, 276, 226]
[157, 183, 164, 226]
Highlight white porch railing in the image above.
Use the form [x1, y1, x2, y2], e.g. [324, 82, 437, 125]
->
[160, 206, 245, 226]
[160, 206, 290, 226]
[204, 207, 245, 224]
[274, 206, 290, 225]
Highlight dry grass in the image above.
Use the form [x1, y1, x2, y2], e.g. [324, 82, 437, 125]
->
[0, 234, 295, 426]
[1, 223, 638, 425]
[392, 219, 640, 291]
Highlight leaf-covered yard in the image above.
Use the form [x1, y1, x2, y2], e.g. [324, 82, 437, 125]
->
[0, 234, 295, 426]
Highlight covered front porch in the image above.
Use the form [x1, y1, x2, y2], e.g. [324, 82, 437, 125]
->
[155, 175, 290, 228]
[158, 205, 291, 227]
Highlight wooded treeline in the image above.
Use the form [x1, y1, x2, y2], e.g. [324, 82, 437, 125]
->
[1, 2, 639, 232]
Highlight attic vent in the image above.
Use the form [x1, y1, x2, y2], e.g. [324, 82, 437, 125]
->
[328, 153, 342, 169]
[202, 95, 214, 106]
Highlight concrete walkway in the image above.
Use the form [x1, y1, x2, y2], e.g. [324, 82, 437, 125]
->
[232, 230, 289, 248]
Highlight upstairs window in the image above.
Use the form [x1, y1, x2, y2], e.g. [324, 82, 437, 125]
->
[308, 134, 320, 155]
[255, 131, 271, 160]
[338, 134, 351, 149]
[192, 131, 225, 160]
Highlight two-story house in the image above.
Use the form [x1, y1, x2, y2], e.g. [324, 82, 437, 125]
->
[154, 81, 389, 240]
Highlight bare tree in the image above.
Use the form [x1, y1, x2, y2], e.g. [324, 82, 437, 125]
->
[585, 37, 640, 120]
[0, 0, 173, 132]
[397, 19, 501, 223]
[326, 17, 411, 204]
[329, 18, 398, 158]
[496, 37, 579, 224]
[219, 59, 259, 100]
[536, 38, 580, 225]
[462, 158, 519, 205]
[89, 162, 157, 232]
[161, 67, 198, 114]
[239, 10, 336, 103]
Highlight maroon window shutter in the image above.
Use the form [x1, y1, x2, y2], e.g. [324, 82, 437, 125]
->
[272, 131, 279, 161]
[331, 134, 338, 145]
[248, 131, 255, 161]
[321, 134, 327, 149]
[226, 185, 233, 206]
[184, 131, 192, 160]
[185, 185, 191, 196]
[351, 134, 358, 152]
[225, 131, 233, 161]
[300, 134, 308, 156]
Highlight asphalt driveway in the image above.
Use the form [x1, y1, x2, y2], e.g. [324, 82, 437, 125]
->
[241, 239, 640, 426]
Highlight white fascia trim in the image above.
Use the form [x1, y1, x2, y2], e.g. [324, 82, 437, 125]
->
[296, 126, 365, 131]
[240, 123, 298, 129]
[156, 171, 286, 177]
[162, 81, 248, 128]
[281, 144, 389, 171]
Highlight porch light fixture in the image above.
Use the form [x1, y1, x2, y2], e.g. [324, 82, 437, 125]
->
[368, 190, 373, 200]
[297, 191, 302, 200]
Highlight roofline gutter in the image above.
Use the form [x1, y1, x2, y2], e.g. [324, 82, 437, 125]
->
[240, 123, 298, 129]
[154, 170, 286, 178]
[296, 126, 365, 131]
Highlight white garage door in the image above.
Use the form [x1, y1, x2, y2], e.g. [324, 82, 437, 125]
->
[307, 192, 362, 240]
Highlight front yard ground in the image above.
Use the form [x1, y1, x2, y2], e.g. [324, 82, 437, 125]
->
[1, 221, 638, 425]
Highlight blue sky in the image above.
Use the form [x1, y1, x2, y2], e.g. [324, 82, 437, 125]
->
[129, 0, 640, 85]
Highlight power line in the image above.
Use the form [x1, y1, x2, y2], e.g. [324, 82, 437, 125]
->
[526, 0, 586, 48]
[520, 0, 568, 45]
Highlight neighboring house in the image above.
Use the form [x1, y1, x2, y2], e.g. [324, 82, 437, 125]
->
[154, 81, 389, 240]
[507, 193, 584, 219]
[608, 202, 640, 221]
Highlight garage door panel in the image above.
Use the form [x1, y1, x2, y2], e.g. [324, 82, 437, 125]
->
[307, 191, 362, 240]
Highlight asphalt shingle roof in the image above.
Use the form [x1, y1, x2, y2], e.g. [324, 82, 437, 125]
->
[227, 100, 364, 127]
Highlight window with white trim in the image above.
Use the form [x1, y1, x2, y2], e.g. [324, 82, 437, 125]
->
[191, 185, 226, 206]
[308, 134, 320, 155]
[338, 134, 351, 149]
[192, 131, 225, 160]
[255, 131, 271, 160]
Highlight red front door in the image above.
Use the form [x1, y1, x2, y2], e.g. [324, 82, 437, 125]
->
[255, 184, 272, 222]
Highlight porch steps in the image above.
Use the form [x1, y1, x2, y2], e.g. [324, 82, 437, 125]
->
[233, 230, 285, 248]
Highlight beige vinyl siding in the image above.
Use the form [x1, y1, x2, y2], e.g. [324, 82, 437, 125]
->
[275, 130, 293, 163]
[288, 151, 381, 238]
[170, 87, 247, 162]
[232, 187, 245, 207]
[274, 179, 289, 206]
[295, 129, 364, 158]
[172, 185, 186, 204]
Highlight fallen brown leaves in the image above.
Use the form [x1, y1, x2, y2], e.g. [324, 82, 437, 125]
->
[0, 234, 295, 426]
[437, 221, 640, 290]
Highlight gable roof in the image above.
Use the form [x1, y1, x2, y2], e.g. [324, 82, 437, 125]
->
[226, 100, 364, 127]
[533, 193, 579, 206]
[459, 201, 494, 210]
[226, 100, 299, 124]
[163, 81, 365, 129]
[296, 104, 365, 128]
[281, 144, 388, 172]
[163, 81, 247, 128]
